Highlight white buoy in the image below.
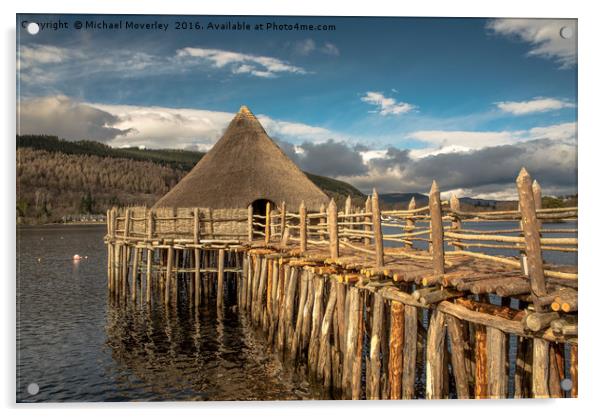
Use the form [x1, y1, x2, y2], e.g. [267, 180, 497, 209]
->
[73, 254, 82, 261]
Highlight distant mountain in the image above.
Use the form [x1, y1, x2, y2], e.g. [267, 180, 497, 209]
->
[379, 193, 429, 208]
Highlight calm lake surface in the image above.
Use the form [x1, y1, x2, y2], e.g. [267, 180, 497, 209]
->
[16, 225, 326, 402]
[16, 222, 576, 402]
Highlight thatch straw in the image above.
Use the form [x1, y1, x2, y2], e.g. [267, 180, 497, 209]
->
[153, 105, 329, 211]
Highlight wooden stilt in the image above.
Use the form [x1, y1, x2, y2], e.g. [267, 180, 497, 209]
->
[446, 314, 470, 399]
[343, 287, 359, 398]
[426, 309, 446, 399]
[532, 338, 550, 398]
[474, 324, 488, 399]
[308, 275, 325, 375]
[402, 305, 417, 399]
[351, 291, 365, 400]
[165, 246, 173, 305]
[368, 293, 385, 399]
[318, 279, 337, 386]
[486, 326, 507, 399]
[388, 300, 404, 399]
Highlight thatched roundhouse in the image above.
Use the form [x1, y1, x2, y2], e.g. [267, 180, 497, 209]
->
[154, 106, 329, 218]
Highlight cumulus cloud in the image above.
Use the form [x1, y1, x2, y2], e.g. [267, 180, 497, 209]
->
[290, 39, 340, 56]
[361, 91, 416, 115]
[406, 122, 576, 157]
[17, 95, 133, 141]
[283, 139, 368, 177]
[486, 18, 577, 69]
[496, 97, 575, 115]
[321, 42, 340, 56]
[18, 95, 345, 150]
[176, 47, 307, 78]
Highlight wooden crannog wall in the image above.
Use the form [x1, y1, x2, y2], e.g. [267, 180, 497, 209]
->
[105, 168, 578, 399]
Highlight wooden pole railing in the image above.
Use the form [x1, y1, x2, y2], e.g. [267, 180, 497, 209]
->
[429, 181, 445, 278]
[405, 197, 416, 249]
[300, 201, 307, 253]
[328, 198, 339, 259]
[265, 201, 271, 244]
[372, 189, 384, 268]
[516, 168, 547, 310]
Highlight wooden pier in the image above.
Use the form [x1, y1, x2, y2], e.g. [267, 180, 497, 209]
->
[104, 168, 577, 399]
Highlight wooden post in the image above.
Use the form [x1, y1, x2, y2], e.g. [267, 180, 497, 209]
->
[327, 198, 339, 259]
[367, 293, 385, 399]
[405, 197, 416, 249]
[299, 201, 307, 253]
[532, 338, 550, 398]
[475, 324, 488, 399]
[291, 270, 309, 360]
[364, 196, 372, 246]
[532, 179, 542, 229]
[429, 181, 445, 277]
[146, 248, 152, 303]
[352, 291, 364, 400]
[426, 309, 446, 399]
[247, 204, 253, 242]
[388, 300, 404, 399]
[280, 201, 287, 240]
[570, 344, 578, 398]
[343, 196, 352, 243]
[487, 327, 507, 398]
[372, 189, 384, 268]
[319, 203, 326, 241]
[194, 248, 201, 307]
[318, 280, 337, 387]
[450, 194, 462, 251]
[265, 201, 271, 244]
[516, 168, 547, 307]
[165, 246, 173, 305]
[445, 314, 470, 399]
[343, 287, 360, 397]
[402, 305, 418, 399]
[131, 247, 139, 301]
[193, 208, 199, 244]
[217, 249, 225, 309]
[308, 275, 325, 375]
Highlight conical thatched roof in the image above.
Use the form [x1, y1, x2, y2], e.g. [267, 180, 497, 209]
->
[153, 106, 329, 211]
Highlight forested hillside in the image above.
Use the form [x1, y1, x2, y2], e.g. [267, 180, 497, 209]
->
[16, 135, 365, 224]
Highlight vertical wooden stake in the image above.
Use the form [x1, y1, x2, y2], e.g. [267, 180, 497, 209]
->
[165, 245, 173, 305]
[194, 248, 201, 308]
[352, 291, 364, 400]
[146, 248, 152, 303]
[193, 208, 199, 244]
[402, 305, 418, 399]
[299, 201, 307, 253]
[265, 201, 271, 244]
[532, 179, 543, 229]
[405, 197, 416, 249]
[487, 327, 507, 399]
[327, 199, 339, 259]
[474, 324, 488, 398]
[280, 201, 286, 240]
[532, 338, 550, 398]
[450, 194, 462, 251]
[217, 249, 225, 309]
[570, 344, 578, 398]
[429, 181, 445, 277]
[426, 309, 446, 399]
[368, 293, 385, 399]
[388, 300, 404, 399]
[131, 247, 139, 301]
[364, 196, 372, 246]
[445, 314, 470, 399]
[247, 204, 254, 242]
[516, 168, 547, 307]
[372, 189, 384, 268]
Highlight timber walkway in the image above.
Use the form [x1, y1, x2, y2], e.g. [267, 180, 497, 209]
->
[104, 168, 577, 399]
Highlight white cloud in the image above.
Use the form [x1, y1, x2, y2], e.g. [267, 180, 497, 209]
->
[487, 18, 577, 69]
[294, 39, 316, 55]
[18, 95, 346, 150]
[496, 97, 575, 115]
[360, 91, 416, 115]
[321, 42, 340, 56]
[176, 47, 307, 78]
[406, 122, 576, 157]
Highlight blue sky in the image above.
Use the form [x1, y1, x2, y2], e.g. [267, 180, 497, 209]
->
[17, 15, 577, 198]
